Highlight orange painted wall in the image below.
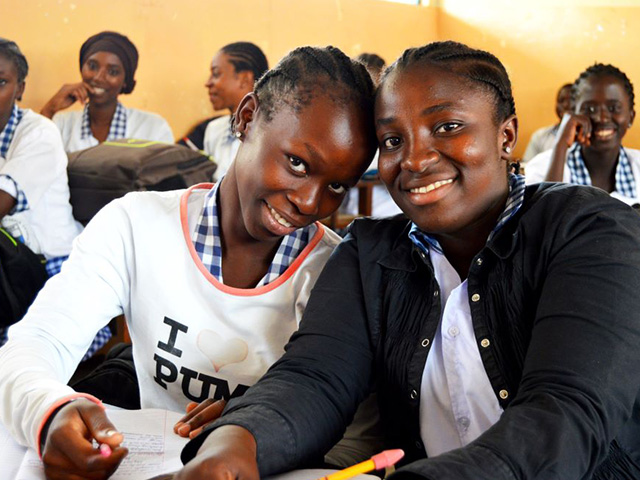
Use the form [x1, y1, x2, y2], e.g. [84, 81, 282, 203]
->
[0, 0, 437, 140]
[436, 1, 640, 157]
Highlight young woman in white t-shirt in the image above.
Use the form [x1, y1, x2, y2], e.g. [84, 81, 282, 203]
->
[0, 46, 378, 480]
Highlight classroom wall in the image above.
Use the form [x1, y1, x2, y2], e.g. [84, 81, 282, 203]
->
[436, 0, 640, 157]
[0, 0, 437, 140]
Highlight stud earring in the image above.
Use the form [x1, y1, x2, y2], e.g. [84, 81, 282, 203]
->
[235, 131, 242, 139]
[503, 146, 512, 154]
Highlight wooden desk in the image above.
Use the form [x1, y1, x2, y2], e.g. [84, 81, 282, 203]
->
[324, 176, 382, 231]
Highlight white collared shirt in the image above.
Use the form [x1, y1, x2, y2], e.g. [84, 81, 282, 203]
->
[419, 248, 503, 457]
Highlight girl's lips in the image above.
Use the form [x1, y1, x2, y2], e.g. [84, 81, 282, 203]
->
[263, 201, 298, 236]
[592, 127, 616, 141]
[404, 178, 456, 206]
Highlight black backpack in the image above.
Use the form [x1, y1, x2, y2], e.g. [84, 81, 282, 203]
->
[0, 227, 48, 327]
[67, 139, 217, 225]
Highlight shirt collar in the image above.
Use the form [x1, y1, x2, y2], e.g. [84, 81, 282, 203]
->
[567, 143, 637, 199]
[0, 105, 24, 158]
[192, 178, 314, 287]
[80, 102, 128, 141]
[408, 173, 526, 255]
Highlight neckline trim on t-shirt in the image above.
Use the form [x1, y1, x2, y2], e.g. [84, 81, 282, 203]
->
[180, 183, 326, 297]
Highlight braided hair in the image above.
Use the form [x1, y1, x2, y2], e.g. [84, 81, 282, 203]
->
[253, 45, 376, 126]
[0, 38, 28, 83]
[571, 63, 635, 111]
[220, 42, 269, 84]
[383, 41, 516, 124]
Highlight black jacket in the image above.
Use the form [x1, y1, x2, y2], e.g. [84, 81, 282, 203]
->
[183, 183, 640, 479]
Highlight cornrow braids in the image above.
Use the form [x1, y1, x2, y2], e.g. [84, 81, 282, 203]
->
[571, 63, 635, 112]
[384, 41, 516, 124]
[221, 42, 269, 83]
[0, 38, 28, 83]
[253, 45, 376, 126]
[356, 53, 386, 72]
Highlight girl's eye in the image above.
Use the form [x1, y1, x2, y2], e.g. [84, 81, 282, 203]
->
[109, 69, 120, 77]
[435, 122, 462, 134]
[288, 156, 307, 174]
[328, 183, 346, 195]
[0, 79, 6, 86]
[382, 136, 401, 149]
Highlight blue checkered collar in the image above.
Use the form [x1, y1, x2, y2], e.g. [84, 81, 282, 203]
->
[80, 102, 128, 141]
[567, 143, 637, 199]
[409, 173, 526, 255]
[192, 178, 314, 287]
[0, 104, 24, 158]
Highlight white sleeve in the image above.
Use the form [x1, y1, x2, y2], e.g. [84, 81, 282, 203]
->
[0, 197, 134, 449]
[524, 150, 553, 185]
[155, 117, 175, 144]
[0, 118, 67, 208]
[522, 128, 544, 163]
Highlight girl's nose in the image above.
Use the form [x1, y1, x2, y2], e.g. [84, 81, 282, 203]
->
[287, 182, 322, 216]
[400, 145, 439, 173]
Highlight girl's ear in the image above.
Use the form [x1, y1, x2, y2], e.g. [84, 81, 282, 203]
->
[234, 92, 259, 140]
[629, 109, 635, 128]
[237, 70, 254, 90]
[500, 115, 518, 161]
[16, 81, 25, 102]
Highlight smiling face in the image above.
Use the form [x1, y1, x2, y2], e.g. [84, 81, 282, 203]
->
[205, 51, 252, 113]
[574, 75, 635, 152]
[376, 64, 514, 240]
[81, 51, 125, 107]
[230, 93, 375, 242]
[0, 54, 25, 132]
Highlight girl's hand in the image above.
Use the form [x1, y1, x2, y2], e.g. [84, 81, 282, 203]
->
[174, 425, 259, 480]
[40, 82, 94, 118]
[557, 112, 592, 148]
[174, 399, 227, 439]
[42, 398, 128, 480]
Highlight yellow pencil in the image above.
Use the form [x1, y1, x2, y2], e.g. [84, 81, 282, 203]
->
[316, 449, 405, 480]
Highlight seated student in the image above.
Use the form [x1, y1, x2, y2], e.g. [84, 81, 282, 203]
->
[201, 41, 268, 181]
[40, 31, 174, 152]
[522, 83, 572, 163]
[176, 41, 640, 480]
[525, 64, 639, 206]
[0, 46, 380, 479]
[0, 38, 82, 345]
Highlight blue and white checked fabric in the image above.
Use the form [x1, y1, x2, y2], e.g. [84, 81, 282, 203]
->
[409, 174, 526, 255]
[0, 106, 28, 215]
[192, 180, 312, 286]
[567, 143, 637, 199]
[80, 102, 128, 141]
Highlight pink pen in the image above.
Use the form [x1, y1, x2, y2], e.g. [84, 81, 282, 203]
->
[99, 443, 112, 458]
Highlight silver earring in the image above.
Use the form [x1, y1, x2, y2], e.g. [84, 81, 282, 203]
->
[235, 131, 242, 138]
[504, 146, 512, 154]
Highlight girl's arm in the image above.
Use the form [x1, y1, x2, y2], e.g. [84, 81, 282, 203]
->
[545, 113, 592, 181]
[40, 82, 94, 119]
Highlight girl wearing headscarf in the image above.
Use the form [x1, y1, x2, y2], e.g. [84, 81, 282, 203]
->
[41, 31, 173, 153]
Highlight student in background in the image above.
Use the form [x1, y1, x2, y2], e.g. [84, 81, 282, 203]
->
[0, 38, 82, 346]
[0, 46, 380, 479]
[40, 31, 174, 152]
[522, 83, 572, 163]
[356, 52, 386, 85]
[176, 41, 640, 480]
[525, 64, 639, 206]
[200, 42, 268, 181]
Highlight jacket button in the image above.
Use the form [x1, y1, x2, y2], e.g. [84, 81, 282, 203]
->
[480, 338, 490, 348]
[434, 290, 439, 297]
[471, 293, 480, 302]
[415, 440, 423, 450]
[421, 338, 430, 347]
[499, 389, 509, 399]
[476, 257, 483, 266]
[410, 389, 418, 400]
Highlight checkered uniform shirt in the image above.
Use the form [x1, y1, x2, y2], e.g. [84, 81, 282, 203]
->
[0, 106, 109, 356]
[192, 180, 312, 286]
[409, 174, 526, 255]
[80, 102, 128, 141]
[567, 143, 637, 199]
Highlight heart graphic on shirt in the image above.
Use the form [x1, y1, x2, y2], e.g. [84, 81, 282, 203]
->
[196, 330, 248, 372]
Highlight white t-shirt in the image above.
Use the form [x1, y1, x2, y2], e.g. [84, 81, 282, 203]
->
[524, 147, 640, 205]
[522, 124, 558, 163]
[203, 115, 240, 182]
[0, 185, 341, 449]
[0, 109, 82, 257]
[52, 106, 174, 153]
